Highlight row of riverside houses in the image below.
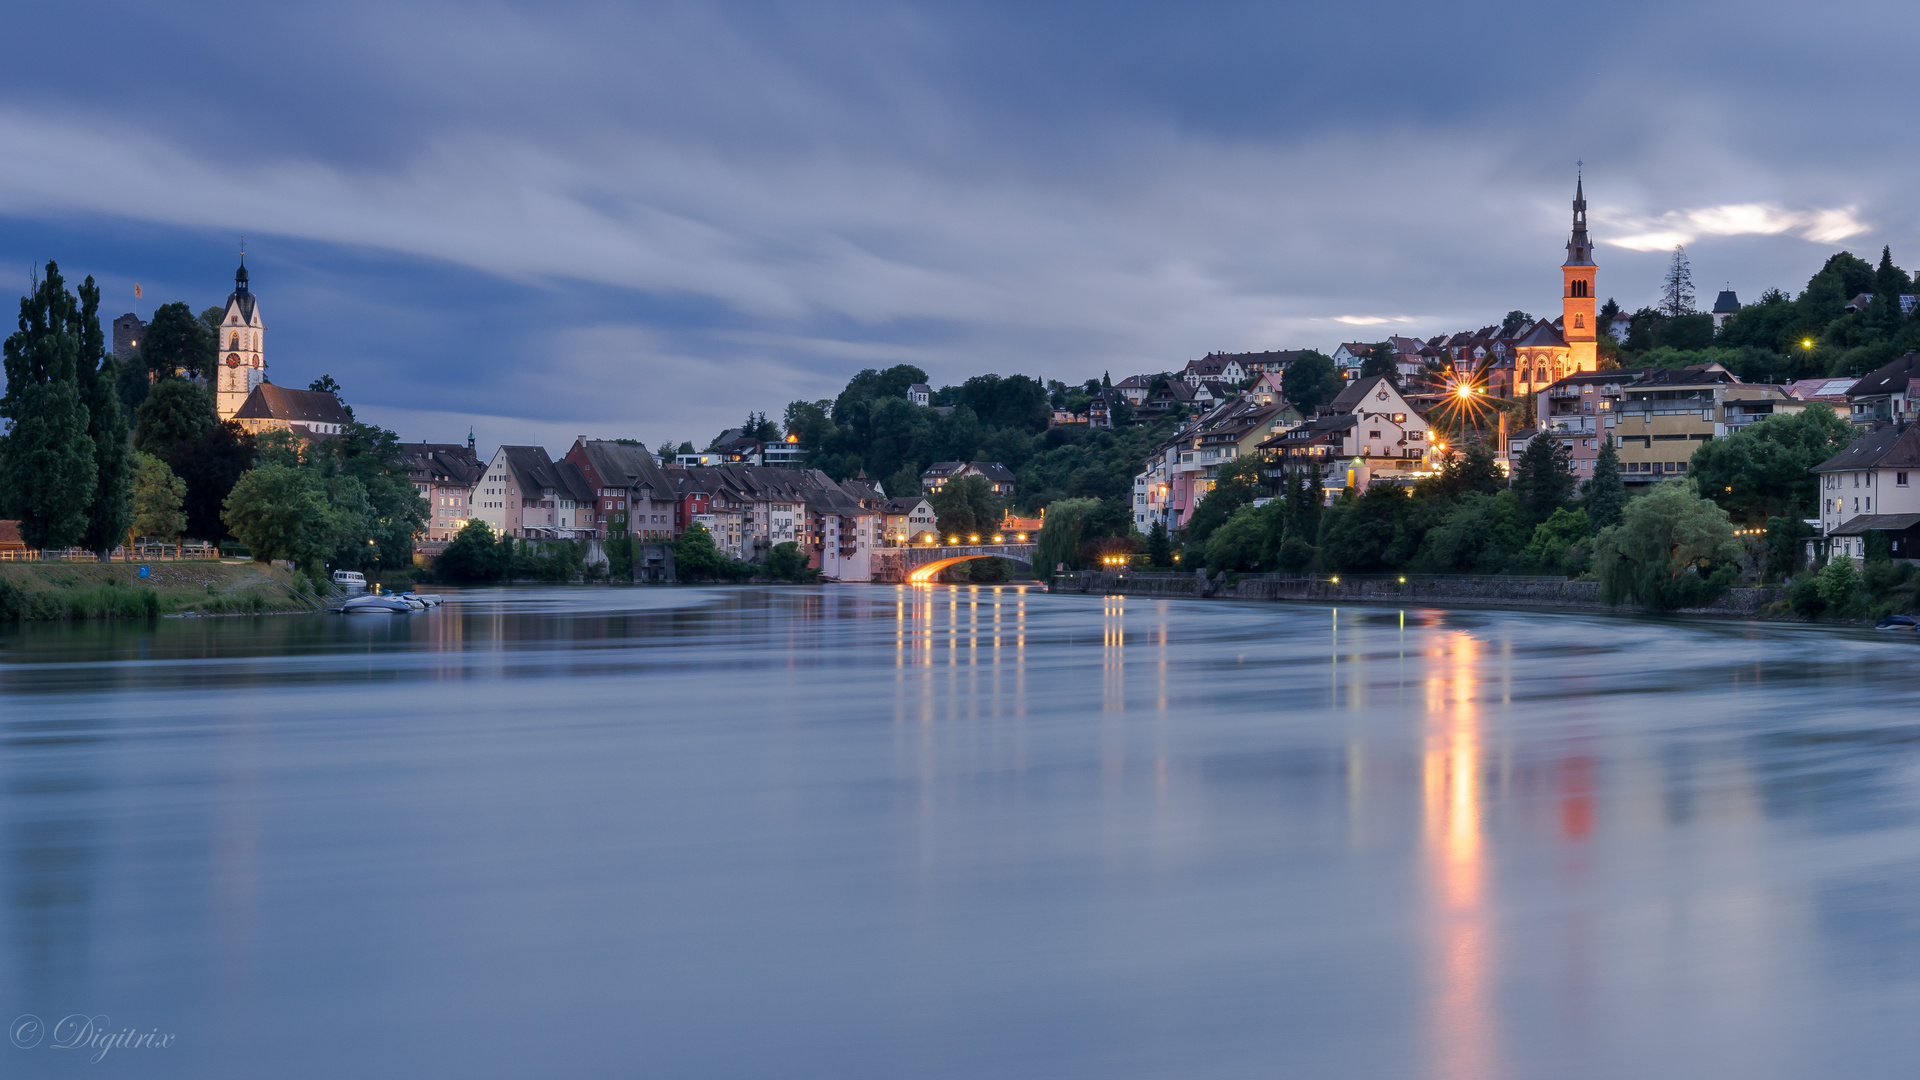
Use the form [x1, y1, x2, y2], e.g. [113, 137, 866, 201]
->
[442, 437, 933, 581]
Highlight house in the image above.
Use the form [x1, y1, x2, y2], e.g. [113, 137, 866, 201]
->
[1787, 377, 1858, 405]
[805, 476, 884, 581]
[907, 383, 933, 407]
[1535, 368, 1655, 482]
[1181, 354, 1247, 386]
[920, 461, 1015, 496]
[565, 438, 679, 541]
[1088, 387, 1126, 428]
[1610, 364, 1762, 484]
[1259, 375, 1432, 492]
[1138, 398, 1304, 531]
[400, 439, 485, 541]
[231, 384, 353, 439]
[1329, 342, 1374, 379]
[881, 497, 938, 546]
[1114, 374, 1156, 405]
[1845, 351, 1920, 426]
[1711, 290, 1741, 332]
[1810, 424, 1920, 564]
[1608, 310, 1634, 343]
[0, 520, 26, 559]
[474, 445, 597, 539]
[1246, 371, 1288, 405]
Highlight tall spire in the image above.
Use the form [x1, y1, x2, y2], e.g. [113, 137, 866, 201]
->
[1564, 171, 1595, 267]
[235, 237, 250, 293]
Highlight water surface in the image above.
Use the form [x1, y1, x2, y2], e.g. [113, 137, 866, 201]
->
[4, 586, 1919, 1077]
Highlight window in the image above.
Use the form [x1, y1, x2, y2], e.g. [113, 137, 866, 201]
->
[1368, 430, 1382, 439]
[1900, 473, 1910, 487]
[1574, 314, 1585, 328]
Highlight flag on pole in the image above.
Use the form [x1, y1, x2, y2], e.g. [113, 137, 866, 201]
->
[134, 283, 142, 298]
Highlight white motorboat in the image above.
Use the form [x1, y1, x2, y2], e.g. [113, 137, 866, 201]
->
[337, 594, 416, 614]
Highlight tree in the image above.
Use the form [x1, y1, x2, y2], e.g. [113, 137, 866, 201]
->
[171, 421, 256, 543]
[135, 377, 217, 457]
[1585, 439, 1627, 533]
[221, 464, 339, 568]
[1501, 310, 1533, 334]
[315, 422, 430, 572]
[929, 474, 1001, 538]
[1593, 480, 1740, 611]
[1687, 403, 1853, 523]
[1146, 520, 1172, 567]
[1205, 501, 1283, 571]
[1816, 554, 1865, 619]
[1512, 433, 1575, 523]
[672, 522, 730, 580]
[1034, 497, 1100, 572]
[75, 276, 132, 559]
[0, 261, 98, 552]
[1282, 352, 1345, 415]
[309, 374, 342, 395]
[1360, 342, 1400, 384]
[130, 452, 187, 543]
[765, 541, 812, 581]
[437, 519, 508, 582]
[1180, 455, 1263, 547]
[141, 301, 214, 380]
[883, 465, 920, 499]
[1661, 245, 1697, 318]
[1875, 246, 1909, 301]
[1417, 434, 1501, 499]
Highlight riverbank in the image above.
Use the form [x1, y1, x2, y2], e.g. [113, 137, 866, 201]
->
[0, 560, 318, 620]
[1050, 569, 1784, 619]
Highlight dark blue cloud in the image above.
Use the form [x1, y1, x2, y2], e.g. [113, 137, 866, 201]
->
[1, 0, 1915, 448]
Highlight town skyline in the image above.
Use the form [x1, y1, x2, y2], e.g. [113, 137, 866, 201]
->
[3, 3, 1911, 450]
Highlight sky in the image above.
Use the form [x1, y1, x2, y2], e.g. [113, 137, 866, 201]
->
[1, 0, 1914, 453]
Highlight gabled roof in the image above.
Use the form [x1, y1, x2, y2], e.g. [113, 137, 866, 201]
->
[498, 445, 561, 493]
[1847, 351, 1920, 400]
[401, 443, 484, 487]
[1829, 513, 1920, 536]
[1512, 318, 1566, 349]
[233, 384, 352, 426]
[1812, 424, 1920, 474]
[1844, 293, 1875, 312]
[1786, 377, 1858, 401]
[576, 439, 674, 494]
[1326, 375, 1408, 415]
[554, 461, 596, 505]
[881, 497, 931, 515]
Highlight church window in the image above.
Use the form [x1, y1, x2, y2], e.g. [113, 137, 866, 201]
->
[1575, 314, 1585, 329]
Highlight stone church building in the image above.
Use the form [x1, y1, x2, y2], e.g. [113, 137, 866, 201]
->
[1510, 178, 1601, 398]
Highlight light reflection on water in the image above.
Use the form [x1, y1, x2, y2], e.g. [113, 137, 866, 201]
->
[3, 586, 1920, 1078]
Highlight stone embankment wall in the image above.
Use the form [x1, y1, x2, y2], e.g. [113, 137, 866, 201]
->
[1051, 570, 1779, 618]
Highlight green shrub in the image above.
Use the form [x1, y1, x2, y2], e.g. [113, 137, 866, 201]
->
[0, 578, 23, 621]
[1817, 556, 1867, 619]
[1785, 576, 1827, 619]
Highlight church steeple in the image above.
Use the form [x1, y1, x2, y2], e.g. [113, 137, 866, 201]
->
[1564, 174, 1595, 268]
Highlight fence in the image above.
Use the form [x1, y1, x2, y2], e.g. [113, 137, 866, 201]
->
[0, 542, 219, 562]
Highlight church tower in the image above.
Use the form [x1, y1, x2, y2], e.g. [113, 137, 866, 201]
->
[215, 257, 267, 421]
[1561, 175, 1598, 374]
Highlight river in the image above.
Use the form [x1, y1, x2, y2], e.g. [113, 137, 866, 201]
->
[3, 585, 1918, 1077]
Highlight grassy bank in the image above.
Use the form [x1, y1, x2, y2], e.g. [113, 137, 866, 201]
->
[0, 560, 319, 621]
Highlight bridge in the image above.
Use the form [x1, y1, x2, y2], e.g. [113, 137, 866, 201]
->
[870, 543, 1039, 583]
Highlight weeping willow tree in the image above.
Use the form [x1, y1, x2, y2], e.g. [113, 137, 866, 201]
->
[1034, 497, 1100, 573]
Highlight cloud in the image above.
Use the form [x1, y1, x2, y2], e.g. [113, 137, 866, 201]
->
[1604, 203, 1869, 252]
[1329, 315, 1416, 326]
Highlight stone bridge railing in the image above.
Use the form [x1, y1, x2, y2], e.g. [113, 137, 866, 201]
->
[871, 543, 1037, 583]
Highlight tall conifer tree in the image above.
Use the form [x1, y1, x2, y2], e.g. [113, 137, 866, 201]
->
[0, 262, 98, 551]
[76, 275, 133, 559]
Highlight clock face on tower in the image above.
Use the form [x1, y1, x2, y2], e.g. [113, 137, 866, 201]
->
[227, 354, 241, 368]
